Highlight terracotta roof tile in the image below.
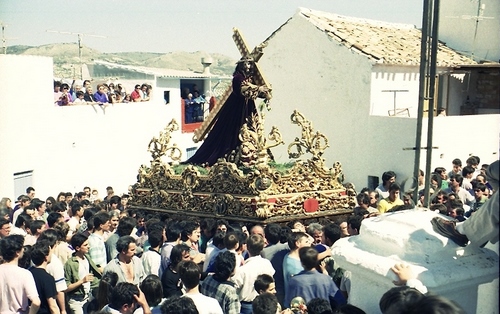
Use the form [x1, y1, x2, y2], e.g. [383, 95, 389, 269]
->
[299, 8, 476, 67]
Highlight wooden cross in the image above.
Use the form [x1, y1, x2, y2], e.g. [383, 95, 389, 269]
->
[192, 28, 272, 143]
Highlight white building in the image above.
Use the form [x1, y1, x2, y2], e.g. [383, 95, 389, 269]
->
[258, 8, 500, 191]
[0, 54, 229, 199]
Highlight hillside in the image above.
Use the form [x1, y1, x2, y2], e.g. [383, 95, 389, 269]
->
[8, 43, 237, 78]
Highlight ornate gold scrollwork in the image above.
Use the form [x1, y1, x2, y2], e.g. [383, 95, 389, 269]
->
[147, 119, 182, 163]
[287, 110, 329, 161]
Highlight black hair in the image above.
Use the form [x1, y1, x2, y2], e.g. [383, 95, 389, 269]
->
[71, 203, 83, 216]
[307, 298, 332, 314]
[82, 207, 97, 221]
[15, 213, 32, 228]
[0, 234, 24, 261]
[71, 232, 89, 249]
[347, 216, 363, 234]
[299, 246, 318, 270]
[406, 294, 466, 314]
[333, 304, 366, 314]
[169, 244, 191, 269]
[95, 271, 119, 310]
[140, 274, 163, 307]
[166, 221, 183, 242]
[93, 212, 110, 230]
[254, 274, 274, 294]
[252, 293, 278, 314]
[323, 223, 341, 244]
[388, 182, 401, 192]
[382, 171, 397, 184]
[47, 212, 63, 228]
[148, 230, 163, 249]
[29, 220, 45, 235]
[37, 229, 59, 247]
[356, 193, 370, 205]
[213, 250, 236, 282]
[178, 260, 200, 290]
[161, 296, 199, 314]
[180, 221, 199, 242]
[264, 223, 282, 245]
[379, 286, 424, 314]
[109, 282, 139, 310]
[31, 240, 51, 266]
[288, 232, 308, 250]
[452, 158, 462, 166]
[212, 230, 226, 248]
[200, 218, 217, 237]
[116, 236, 135, 254]
[109, 195, 121, 206]
[31, 198, 44, 210]
[116, 217, 137, 237]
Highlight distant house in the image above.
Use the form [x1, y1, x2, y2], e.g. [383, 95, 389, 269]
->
[258, 8, 499, 190]
[89, 60, 231, 134]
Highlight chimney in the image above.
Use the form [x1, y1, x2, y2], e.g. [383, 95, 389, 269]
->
[201, 56, 213, 75]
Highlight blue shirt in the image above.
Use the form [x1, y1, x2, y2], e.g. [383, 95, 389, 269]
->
[284, 269, 346, 308]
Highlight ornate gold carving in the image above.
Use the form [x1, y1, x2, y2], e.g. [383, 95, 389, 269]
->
[288, 110, 329, 161]
[132, 111, 354, 222]
[148, 119, 182, 162]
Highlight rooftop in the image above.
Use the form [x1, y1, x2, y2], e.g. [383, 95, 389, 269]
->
[291, 8, 476, 67]
[92, 60, 230, 79]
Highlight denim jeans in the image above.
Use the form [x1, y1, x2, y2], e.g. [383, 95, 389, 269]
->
[240, 301, 253, 314]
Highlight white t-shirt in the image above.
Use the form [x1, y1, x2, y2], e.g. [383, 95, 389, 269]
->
[0, 264, 39, 313]
[78, 257, 91, 296]
[47, 253, 68, 292]
[183, 293, 223, 314]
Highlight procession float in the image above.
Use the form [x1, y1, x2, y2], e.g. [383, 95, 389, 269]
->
[129, 29, 356, 223]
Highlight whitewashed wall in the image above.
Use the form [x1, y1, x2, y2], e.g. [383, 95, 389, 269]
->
[0, 55, 199, 200]
[370, 66, 420, 117]
[258, 13, 500, 192]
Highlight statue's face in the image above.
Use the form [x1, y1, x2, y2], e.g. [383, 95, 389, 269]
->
[242, 61, 253, 74]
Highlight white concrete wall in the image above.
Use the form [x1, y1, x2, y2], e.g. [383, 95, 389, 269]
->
[0, 55, 198, 200]
[370, 66, 420, 117]
[259, 13, 375, 188]
[440, 0, 500, 62]
[258, 14, 500, 192]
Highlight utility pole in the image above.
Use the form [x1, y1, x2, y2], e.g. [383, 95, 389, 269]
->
[412, 0, 440, 207]
[46, 30, 106, 79]
[1, 21, 19, 54]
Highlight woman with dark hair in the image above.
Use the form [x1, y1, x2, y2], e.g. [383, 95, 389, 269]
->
[45, 197, 56, 213]
[160, 243, 191, 298]
[185, 57, 271, 166]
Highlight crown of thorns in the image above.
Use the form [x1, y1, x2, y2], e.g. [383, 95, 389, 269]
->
[236, 56, 254, 63]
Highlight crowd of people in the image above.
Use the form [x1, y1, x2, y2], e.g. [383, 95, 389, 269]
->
[54, 80, 152, 106]
[182, 85, 207, 124]
[1, 155, 497, 314]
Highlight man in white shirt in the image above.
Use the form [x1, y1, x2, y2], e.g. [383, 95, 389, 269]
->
[233, 234, 275, 314]
[179, 260, 223, 314]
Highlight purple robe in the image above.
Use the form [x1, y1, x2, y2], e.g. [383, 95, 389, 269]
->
[186, 72, 256, 165]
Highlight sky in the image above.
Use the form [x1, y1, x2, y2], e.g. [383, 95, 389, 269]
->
[0, 0, 424, 59]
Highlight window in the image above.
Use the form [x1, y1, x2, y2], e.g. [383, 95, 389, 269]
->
[14, 170, 33, 197]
